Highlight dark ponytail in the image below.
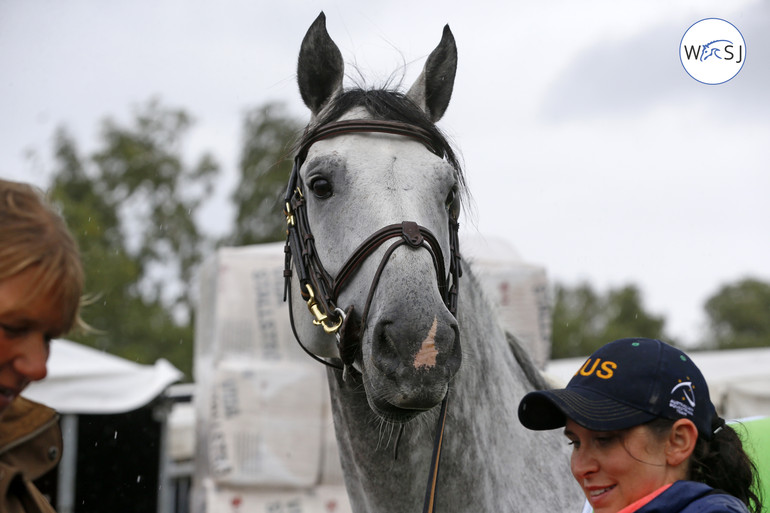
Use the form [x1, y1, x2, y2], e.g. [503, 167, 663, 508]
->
[646, 417, 762, 513]
[690, 421, 763, 513]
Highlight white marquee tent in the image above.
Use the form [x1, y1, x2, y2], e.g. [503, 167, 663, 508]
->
[22, 339, 184, 513]
[545, 346, 770, 419]
[24, 338, 183, 414]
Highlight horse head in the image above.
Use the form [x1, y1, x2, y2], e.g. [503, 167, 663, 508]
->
[701, 39, 732, 61]
[286, 12, 463, 424]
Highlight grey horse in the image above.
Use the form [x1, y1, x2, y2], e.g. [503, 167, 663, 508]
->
[284, 12, 583, 513]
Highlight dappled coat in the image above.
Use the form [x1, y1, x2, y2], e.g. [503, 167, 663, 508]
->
[0, 397, 61, 513]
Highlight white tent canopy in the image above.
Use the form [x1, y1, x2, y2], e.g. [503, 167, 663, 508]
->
[24, 339, 183, 414]
[545, 346, 770, 419]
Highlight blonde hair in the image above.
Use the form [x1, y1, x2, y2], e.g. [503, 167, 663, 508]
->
[0, 178, 84, 334]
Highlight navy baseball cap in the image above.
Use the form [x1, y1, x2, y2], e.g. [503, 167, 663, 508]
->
[518, 338, 719, 439]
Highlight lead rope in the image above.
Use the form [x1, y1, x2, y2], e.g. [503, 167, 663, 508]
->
[423, 393, 449, 513]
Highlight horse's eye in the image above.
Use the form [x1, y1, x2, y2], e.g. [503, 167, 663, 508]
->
[445, 187, 460, 219]
[309, 177, 333, 199]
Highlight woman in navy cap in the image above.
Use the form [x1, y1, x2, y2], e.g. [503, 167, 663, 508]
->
[518, 338, 762, 513]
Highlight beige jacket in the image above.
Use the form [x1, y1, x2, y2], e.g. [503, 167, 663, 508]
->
[0, 397, 61, 513]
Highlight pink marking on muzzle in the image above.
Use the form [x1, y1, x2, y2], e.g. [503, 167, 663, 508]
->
[414, 317, 439, 369]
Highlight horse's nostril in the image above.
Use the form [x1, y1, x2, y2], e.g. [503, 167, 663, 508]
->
[372, 322, 402, 376]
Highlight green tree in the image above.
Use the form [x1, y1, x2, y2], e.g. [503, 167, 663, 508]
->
[703, 277, 770, 349]
[551, 282, 603, 358]
[551, 282, 670, 358]
[228, 102, 302, 245]
[48, 99, 218, 379]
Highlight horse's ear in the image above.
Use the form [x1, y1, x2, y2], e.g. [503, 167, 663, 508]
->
[407, 25, 457, 122]
[297, 12, 344, 117]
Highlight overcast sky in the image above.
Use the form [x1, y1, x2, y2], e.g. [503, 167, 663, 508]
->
[1, 0, 768, 347]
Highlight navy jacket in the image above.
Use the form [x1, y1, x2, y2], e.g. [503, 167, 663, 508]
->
[636, 481, 748, 513]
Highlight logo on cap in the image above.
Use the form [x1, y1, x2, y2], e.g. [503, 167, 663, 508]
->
[575, 358, 617, 379]
[669, 378, 696, 417]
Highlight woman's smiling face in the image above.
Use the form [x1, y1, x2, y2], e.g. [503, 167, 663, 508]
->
[0, 266, 63, 419]
[565, 419, 680, 513]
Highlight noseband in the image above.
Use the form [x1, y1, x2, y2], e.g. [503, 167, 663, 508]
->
[282, 118, 462, 513]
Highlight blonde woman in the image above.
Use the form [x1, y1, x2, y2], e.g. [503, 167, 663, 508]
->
[0, 179, 84, 513]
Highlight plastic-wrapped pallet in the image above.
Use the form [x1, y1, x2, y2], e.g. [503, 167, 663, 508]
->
[206, 359, 326, 486]
[201, 478, 352, 513]
[192, 244, 349, 512]
[194, 244, 301, 366]
[460, 233, 552, 369]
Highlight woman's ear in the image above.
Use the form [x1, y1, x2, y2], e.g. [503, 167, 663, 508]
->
[666, 419, 698, 467]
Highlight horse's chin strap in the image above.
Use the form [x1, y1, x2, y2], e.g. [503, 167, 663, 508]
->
[282, 118, 461, 513]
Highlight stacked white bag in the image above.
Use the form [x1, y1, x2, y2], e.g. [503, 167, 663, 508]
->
[191, 236, 552, 512]
[192, 243, 350, 513]
[460, 233, 552, 370]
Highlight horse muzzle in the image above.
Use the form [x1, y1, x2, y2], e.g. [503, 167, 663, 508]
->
[360, 300, 461, 421]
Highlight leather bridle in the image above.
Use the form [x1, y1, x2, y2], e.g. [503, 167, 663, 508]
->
[282, 118, 462, 513]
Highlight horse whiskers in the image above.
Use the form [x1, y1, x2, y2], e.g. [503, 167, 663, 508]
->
[373, 416, 396, 452]
[370, 416, 407, 460]
[393, 424, 405, 460]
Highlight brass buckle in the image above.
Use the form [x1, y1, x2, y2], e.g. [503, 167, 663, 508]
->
[304, 284, 342, 334]
[284, 188, 303, 227]
[284, 201, 295, 226]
